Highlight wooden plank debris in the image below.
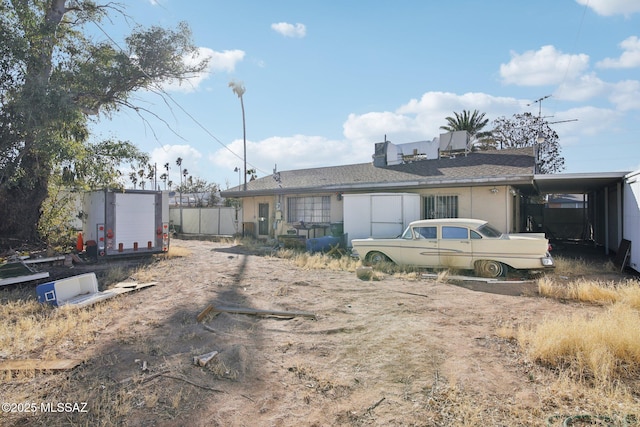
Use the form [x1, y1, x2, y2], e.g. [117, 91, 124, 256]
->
[23, 255, 67, 265]
[110, 281, 158, 295]
[196, 304, 214, 322]
[0, 261, 49, 287]
[0, 359, 82, 371]
[211, 305, 317, 319]
[421, 272, 530, 284]
[193, 350, 219, 367]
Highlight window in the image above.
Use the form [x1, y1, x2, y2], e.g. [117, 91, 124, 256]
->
[441, 226, 468, 239]
[414, 226, 437, 239]
[477, 223, 503, 238]
[287, 196, 330, 223]
[425, 195, 458, 219]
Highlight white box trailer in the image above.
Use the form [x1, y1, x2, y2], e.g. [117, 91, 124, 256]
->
[343, 193, 421, 246]
[82, 189, 169, 257]
[623, 170, 640, 273]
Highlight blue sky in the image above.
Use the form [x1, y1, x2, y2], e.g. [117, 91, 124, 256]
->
[90, 0, 640, 190]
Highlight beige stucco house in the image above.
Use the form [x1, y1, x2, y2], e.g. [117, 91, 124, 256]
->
[221, 146, 540, 242]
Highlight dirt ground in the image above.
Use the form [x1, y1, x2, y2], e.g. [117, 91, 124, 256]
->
[2, 238, 638, 426]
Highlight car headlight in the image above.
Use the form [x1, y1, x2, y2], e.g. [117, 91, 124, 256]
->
[541, 257, 554, 266]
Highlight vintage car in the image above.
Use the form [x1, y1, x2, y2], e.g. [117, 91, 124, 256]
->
[351, 218, 554, 277]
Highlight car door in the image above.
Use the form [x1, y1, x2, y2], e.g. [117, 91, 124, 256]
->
[438, 225, 473, 269]
[400, 225, 439, 267]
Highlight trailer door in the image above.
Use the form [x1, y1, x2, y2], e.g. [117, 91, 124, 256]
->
[371, 194, 404, 238]
[114, 193, 156, 249]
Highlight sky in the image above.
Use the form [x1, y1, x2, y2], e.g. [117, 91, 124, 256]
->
[89, 0, 640, 190]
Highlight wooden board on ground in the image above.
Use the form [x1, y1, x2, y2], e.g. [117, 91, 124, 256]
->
[110, 281, 158, 295]
[0, 359, 82, 371]
[0, 261, 49, 287]
[212, 305, 317, 319]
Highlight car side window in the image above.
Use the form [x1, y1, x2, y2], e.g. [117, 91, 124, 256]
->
[470, 230, 482, 239]
[415, 226, 437, 239]
[441, 226, 468, 239]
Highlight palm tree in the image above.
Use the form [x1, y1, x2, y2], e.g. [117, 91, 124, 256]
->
[229, 80, 247, 191]
[440, 109, 495, 150]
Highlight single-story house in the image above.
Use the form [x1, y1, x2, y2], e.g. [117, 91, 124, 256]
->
[221, 140, 629, 253]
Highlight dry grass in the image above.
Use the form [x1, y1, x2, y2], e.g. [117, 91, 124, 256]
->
[277, 249, 362, 272]
[162, 245, 192, 258]
[538, 276, 640, 307]
[552, 255, 617, 276]
[518, 263, 640, 388]
[518, 303, 640, 384]
[0, 287, 127, 361]
[277, 248, 430, 279]
[3, 242, 639, 426]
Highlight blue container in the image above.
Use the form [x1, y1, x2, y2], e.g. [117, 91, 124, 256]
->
[306, 236, 341, 253]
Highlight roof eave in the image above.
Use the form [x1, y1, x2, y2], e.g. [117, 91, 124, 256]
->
[220, 175, 536, 198]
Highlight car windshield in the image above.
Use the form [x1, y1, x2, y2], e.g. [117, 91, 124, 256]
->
[401, 227, 413, 239]
[476, 223, 503, 238]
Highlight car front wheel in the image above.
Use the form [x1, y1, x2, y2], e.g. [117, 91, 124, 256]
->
[366, 251, 391, 265]
[474, 260, 504, 278]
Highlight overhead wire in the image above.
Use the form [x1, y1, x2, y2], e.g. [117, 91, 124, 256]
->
[551, 0, 590, 111]
[90, 19, 267, 176]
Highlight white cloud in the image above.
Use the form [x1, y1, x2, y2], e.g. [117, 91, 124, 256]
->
[575, 0, 640, 17]
[343, 112, 418, 143]
[150, 144, 203, 185]
[271, 22, 307, 38]
[202, 90, 626, 183]
[554, 73, 607, 101]
[210, 135, 354, 185]
[345, 92, 526, 145]
[597, 36, 640, 69]
[554, 106, 619, 143]
[609, 79, 640, 110]
[206, 48, 246, 72]
[499, 45, 590, 86]
[161, 48, 245, 93]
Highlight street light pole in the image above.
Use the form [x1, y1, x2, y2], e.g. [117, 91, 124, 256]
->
[229, 81, 247, 191]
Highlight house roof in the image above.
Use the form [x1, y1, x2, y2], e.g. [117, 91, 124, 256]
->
[221, 147, 536, 197]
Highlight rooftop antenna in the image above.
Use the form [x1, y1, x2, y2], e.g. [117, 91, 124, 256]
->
[527, 94, 551, 118]
[526, 94, 578, 142]
[272, 164, 282, 188]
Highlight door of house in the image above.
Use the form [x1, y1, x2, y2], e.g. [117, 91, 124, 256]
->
[258, 203, 269, 236]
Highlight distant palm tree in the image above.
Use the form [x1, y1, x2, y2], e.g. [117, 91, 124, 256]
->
[440, 109, 495, 150]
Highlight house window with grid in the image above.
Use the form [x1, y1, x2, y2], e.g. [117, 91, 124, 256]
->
[287, 196, 330, 223]
[424, 195, 458, 219]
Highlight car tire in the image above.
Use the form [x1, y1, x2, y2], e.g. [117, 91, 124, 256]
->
[366, 251, 391, 265]
[475, 260, 504, 278]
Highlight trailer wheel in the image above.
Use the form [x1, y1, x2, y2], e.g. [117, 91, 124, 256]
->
[474, 260, 504, 278]
[366, 251, 391, 265]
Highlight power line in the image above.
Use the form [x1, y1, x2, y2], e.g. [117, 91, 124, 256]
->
[90, 20, 268, 176]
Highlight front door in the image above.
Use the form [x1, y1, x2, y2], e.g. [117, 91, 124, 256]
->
[258, 203, 269, 236]
[438, 225, 473, 269]
[401, 225, 439, 267]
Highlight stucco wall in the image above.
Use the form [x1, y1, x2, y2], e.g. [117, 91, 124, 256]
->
[237, 185, 519, 238]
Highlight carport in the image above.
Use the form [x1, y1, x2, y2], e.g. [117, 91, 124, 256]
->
[527, 172, 630, 255]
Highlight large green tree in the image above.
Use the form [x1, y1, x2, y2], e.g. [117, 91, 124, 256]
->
[0, 0, 208, 243]
[440, 109, 494, 149]
[491, 112, 565, 174]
